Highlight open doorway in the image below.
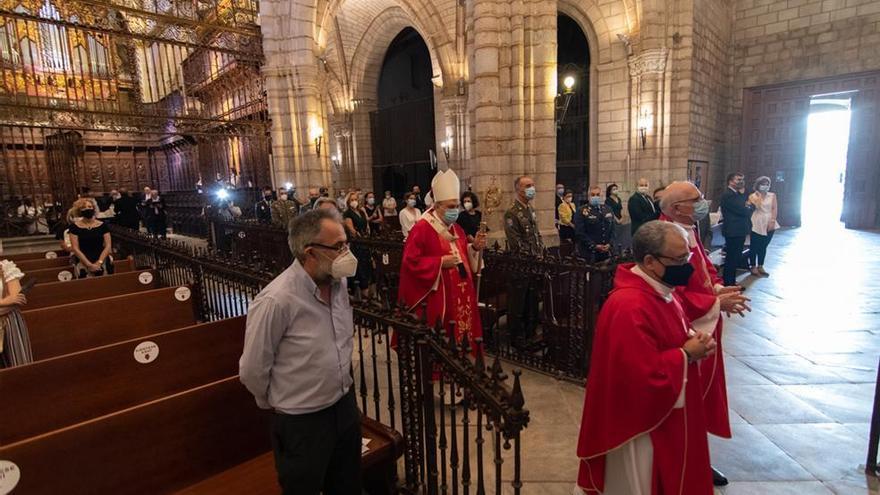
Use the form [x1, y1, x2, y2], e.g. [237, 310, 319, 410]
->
[801, 95, 852, 229]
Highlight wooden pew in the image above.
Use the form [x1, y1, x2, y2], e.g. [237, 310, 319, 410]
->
[13, 256, 71, 271]
[25, 257, 135, 283]
[3, 250, 65, 262]
[0, 318, 244, 445]
[0, 377, 272, 495]
[25, 270, 159, 310]
[173, 417, 404, 495]
[22, 286, 198, 360]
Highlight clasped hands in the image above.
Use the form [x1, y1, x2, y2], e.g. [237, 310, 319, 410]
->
[716, 285, 751, 317]
[683, 331, 717, 362]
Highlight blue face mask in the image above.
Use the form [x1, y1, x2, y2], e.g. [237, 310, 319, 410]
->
[590, 196, 602, 206]
[443, 207, 460, 224]
[691, 198, 710, 221]
[525, 187, 536, 200]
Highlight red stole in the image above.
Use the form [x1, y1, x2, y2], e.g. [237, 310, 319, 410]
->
[396, 218, 482, 347]
[659, 214, 731, 439]
[576, 264, 712, 495]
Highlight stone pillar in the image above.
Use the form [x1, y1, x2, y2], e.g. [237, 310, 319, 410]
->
[350, 99, 376, 192]
[628, 47, 671, 185]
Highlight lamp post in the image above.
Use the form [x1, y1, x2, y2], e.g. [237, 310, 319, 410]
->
[441, 138, 452, 161]
[555, 73, 576, 129]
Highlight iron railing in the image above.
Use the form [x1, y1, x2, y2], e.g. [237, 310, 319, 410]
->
[110, 224, 531, 494]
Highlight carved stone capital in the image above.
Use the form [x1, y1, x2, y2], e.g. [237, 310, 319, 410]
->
[628, 48, 670, 78]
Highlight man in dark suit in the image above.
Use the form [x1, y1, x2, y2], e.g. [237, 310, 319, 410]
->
[720, 172, 754, 286]
[628, 177, 660, 235]
[115, 188, 141, 230]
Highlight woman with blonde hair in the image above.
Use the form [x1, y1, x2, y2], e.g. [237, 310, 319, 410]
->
[748, 176, 780, 277]
[0, 257, 30, 367]
[341, 191, 373, 296]
[68, 198, 113, 278]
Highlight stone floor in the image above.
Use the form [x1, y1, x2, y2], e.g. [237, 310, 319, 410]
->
[511, 224, 880, 494]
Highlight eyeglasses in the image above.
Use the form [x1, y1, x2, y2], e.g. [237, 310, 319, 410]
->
[653, 252, 693, 265]
[307, 242, 350, 255]
[673, 195, 703, 205]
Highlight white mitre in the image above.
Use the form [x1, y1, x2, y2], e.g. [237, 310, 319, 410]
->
[431, 169, 460, 202]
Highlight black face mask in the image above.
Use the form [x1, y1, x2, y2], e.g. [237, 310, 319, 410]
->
[80, 209, 95, 219]
[264, 195, 272, 200]
[660, 262, 694, 287]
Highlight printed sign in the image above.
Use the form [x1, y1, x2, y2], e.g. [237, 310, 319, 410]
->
[57, 270, 73, 282]
[237, 231, 246, 239]
[382, 253, 389, 266]
[133, 341, 159, 364]
[0, 461, 20, 494]
[174, 286, 191, 302]
[44, 251, 57, 259]
[138, 272, 154, 285]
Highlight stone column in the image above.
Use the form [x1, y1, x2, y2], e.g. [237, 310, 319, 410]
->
[628, 47, 674, 186]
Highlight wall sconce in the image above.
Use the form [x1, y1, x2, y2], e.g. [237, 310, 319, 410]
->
[310, 126, 324, 156]
[637, 110, 652, 149]
[555, 73, 576, 129]
[441, 138, 452, 161]
[331, 153, 341, 171]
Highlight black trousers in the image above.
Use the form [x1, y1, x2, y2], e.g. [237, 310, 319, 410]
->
[508, 275, 540, 341]
[271, 390, 362, 495]
[748, 230, 775, 267]
[723, 235, 746, 286]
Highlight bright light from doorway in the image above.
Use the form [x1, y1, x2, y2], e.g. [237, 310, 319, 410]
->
[802, 99, 851, 229]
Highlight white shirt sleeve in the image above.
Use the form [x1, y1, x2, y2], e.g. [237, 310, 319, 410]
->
[239, 295, 288, 410]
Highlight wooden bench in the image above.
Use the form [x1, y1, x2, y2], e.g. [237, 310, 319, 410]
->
[0, 377, 272, 495]
[3, 250, 65, 262]
[24, 270, 159, 310]
[0, 318, 244, 445]
[173, 417, 404, 495]
[22, 286, 198, 360]
[14, 256, 72, 271]
[24, 257, 135, 283]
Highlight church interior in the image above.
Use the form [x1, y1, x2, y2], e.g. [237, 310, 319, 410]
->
[0, 0, 878, 493]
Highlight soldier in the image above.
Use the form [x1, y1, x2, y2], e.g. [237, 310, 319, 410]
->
[574, 186, 615, 262]
[271, 187, 298, 231]
[503, 175, 544, 347]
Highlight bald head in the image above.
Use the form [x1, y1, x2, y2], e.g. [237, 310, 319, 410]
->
[660, 181, 702, 224]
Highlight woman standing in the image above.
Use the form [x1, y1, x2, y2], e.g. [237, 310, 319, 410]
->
[364, 191, 384, 234]
[382, 191, 398, 217]
[604, 183, 623, 222]
[342, 192, 373, 296]
[0, 259, 31, 368]
[748, 176, 780, 276]
[399, 192, 421, 240]
[456, 191, 483, 241]
[557, 189, 576, 242]
[69, 198, 113, 278]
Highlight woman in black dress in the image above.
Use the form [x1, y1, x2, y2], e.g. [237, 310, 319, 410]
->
[68, 198, 113, 278]
[605, 183, 623, 222]
[456, 191, 482, 241]
[363, 191, 384, 235]
[342, 192, 373, 297]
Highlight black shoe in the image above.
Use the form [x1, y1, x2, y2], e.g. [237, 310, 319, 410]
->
[712, 466, 729, 486]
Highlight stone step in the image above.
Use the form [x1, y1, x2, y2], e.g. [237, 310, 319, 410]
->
[0, 236, 59, 256]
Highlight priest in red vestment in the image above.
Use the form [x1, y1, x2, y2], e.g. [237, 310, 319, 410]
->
[397, 168, 486, 348]
[576, 221, 715, 495]
[659, 181, 751, 486]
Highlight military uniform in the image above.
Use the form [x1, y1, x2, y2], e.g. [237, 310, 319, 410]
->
[574, 202, 615, 262]
[271, 199, 298, 230]
[503, 199, 544, 345]
[503, 199, 545, 256]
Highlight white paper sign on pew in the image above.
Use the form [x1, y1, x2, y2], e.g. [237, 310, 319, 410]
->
[0, 460, 20, 494]
[44, 251, 57, 259]
[133, 341, 159, 364]
[174, 286, 191, 302]
[57, 270, 73, 282]
[138, 272, 154, 285]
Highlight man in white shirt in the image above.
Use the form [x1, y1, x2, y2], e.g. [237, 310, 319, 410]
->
[240, 209, 361, 495]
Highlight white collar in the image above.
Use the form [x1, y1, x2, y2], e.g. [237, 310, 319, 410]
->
[631, 265, 674, 303]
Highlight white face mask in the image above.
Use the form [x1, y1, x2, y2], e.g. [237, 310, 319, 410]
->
[758, 185, 770, 193]
[329, 250, 358, 280]
[350, 201, 359, 209]
[638, 186, 650, 194]
[463, 201, 473, 211]
[280, 194, 288, 201]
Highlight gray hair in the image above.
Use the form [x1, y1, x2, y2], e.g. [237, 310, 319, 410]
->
[288, 209, 340, 262]
[314, 196, 338, 210]
[632, 221, 688, 263]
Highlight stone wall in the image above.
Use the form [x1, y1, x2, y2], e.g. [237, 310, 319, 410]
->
[727, 0, 880, 178]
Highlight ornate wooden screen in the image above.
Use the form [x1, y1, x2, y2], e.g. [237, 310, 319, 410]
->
[45, 130, 82, 209]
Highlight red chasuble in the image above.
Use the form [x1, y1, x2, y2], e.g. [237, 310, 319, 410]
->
[576, 264, 712, 495]
[659, 214, 731, 439]
[397, 215, 482, 347]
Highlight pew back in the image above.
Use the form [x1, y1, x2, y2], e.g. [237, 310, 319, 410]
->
[0, 377, 271, 495]
[23, 286, 198, 360]
[3, 250, 64, 262]
[25, 258, 134, 283]
[25, 270, 159, 310]
[0, 318, 244, 445]
[14, 256, 71, 271]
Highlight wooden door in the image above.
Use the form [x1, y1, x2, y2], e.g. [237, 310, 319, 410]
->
[741, 71, 880, 229]
[843, 84, 880, 229]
